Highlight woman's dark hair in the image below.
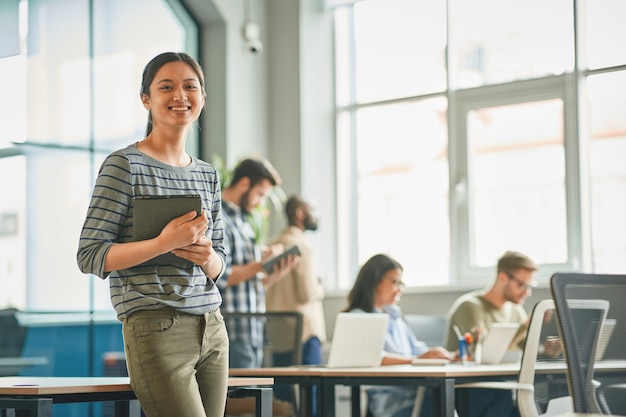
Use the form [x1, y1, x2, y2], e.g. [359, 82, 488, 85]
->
[344, 254, 403, 312]
[140, 52, 206, 137]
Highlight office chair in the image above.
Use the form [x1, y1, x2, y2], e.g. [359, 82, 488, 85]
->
[221, 311, 304, 367]
[0, 308, 28, 358]
[550, 272, 626, 415]
[455, 299, 573, 417]
[403, 314, 448, 347]
[222, 311, 303, 417]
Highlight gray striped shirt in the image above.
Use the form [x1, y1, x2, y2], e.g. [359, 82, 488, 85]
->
[77, 144, 225, 320]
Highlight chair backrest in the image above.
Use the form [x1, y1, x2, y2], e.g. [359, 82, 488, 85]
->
[516, 299, 570, 417]
[403, 314, 447, 347]
[264, 311, 304, 365]
[221, 311, 304, 366]
[0, 308, 27, 358]
[550, 272, 626, 414]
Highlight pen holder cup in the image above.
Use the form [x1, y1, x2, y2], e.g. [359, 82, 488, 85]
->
[458, 339, 468, 364]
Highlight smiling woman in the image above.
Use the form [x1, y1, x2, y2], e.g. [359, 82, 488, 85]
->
[76, 52, 229, 417]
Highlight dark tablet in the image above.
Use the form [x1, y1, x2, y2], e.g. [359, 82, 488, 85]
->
[132, 194, 202, 267]
[261, 245, 301, 273]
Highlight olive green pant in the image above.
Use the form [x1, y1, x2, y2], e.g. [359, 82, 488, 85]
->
[122, 308, 229, 417]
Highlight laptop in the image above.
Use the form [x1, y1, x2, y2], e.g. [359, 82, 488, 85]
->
[479, 323, 520, 364]
[594, 318, 616, 361]
[326, 313, 389, 368]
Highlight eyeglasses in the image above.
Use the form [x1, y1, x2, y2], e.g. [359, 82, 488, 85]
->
[506, 272, 537, 291]
[388, 278, 406, 289]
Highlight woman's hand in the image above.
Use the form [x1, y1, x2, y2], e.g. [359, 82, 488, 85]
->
[159, 209, 208, 254]
[418, 347, 455, 361]
[172, 236, 214, 266]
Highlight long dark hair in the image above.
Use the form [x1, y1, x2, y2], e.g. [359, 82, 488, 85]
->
[140, 52, 206, 137]
[344, 254, 403, 312]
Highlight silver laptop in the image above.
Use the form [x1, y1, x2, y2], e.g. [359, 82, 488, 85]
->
[594, 318, 616, 361]
[479, 323, 520, 364]
[326, 313, 389, 368]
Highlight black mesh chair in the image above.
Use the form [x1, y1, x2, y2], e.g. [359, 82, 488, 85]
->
[550, 272, 626, 415]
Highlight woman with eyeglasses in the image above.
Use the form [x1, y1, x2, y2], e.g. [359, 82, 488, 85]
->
[343, 253, 455, 417]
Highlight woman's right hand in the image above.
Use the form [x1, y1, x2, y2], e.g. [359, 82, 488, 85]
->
[158, 209, 209, 252]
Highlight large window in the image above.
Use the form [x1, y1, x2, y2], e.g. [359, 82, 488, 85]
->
[0, 0, 196, 312]
[334, 0, 626, 287]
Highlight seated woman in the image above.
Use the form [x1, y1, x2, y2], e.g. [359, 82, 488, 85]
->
[344, 253, 456, 417]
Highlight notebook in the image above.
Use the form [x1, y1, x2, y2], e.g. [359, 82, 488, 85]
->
[594, 318, 616, 361]
[132, 194, 202, 267]
[479, 323, 520, 364]
[326, 313, 389, 368]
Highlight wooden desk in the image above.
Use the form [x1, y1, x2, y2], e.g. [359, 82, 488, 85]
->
[319, 364, 521, 417]
[230, 364, 523, 417]
[230, 361, 626, 417]
[321, 361, 626, 417]
[230, 367, 324, 417]
[0, 376, 274, 417]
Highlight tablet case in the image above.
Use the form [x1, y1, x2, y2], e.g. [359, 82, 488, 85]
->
[132, 194, 202, 267]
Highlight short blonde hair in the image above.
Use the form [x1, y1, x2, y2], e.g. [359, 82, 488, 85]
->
[497, 251, 537, 274]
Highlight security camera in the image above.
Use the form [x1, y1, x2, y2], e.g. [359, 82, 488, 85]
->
[242, 22, 263, 55]
[246, 39, 263, 54]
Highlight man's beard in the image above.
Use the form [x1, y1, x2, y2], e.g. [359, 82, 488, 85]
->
[304, 215, 318, 231]
[239, 191, 251, 215]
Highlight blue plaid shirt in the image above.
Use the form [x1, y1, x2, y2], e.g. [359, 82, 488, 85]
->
[217, 201, 265, 347]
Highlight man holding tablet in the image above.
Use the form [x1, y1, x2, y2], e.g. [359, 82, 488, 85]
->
[217, 158, 299, 369]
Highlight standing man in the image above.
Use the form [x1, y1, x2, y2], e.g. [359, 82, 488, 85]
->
[445, 250, 538, 417]
[267, 195, 327, 366]
[218, 157, 298, 369]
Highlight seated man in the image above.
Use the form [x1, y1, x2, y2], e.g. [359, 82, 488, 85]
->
[445, 250, 538, 417]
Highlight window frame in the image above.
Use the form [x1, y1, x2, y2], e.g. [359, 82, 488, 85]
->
[449, 74, 584, 282]
[330, 0, 624, 288]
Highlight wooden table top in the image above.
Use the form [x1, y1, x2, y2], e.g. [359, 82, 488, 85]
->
[229, 363, 520, 378]
[228, 360, 626, 378]
[0, 376, 274, 396]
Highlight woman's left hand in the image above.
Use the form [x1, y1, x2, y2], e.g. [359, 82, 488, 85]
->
[418, 347, 455, 361]
[172, 235, 214, 266]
